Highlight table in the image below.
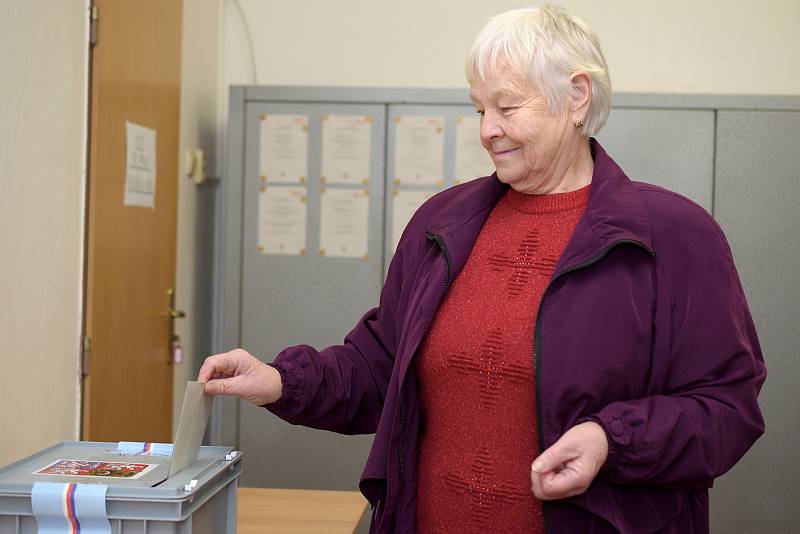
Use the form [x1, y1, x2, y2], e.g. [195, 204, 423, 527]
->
[238, 487, 369, 533]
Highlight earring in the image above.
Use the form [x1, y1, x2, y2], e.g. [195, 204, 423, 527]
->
[575, 118, 584, 128]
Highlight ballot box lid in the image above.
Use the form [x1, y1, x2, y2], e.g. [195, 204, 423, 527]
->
[0, 441, 242, 500]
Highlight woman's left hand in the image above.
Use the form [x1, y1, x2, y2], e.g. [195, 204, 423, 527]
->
[530, 421, 609, 500]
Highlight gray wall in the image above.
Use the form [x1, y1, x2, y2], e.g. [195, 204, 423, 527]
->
[214, 87, 800, 532]
[711, 111, 800, 533]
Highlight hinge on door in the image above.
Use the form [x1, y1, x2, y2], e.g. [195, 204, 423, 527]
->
[81, 336, 92, 377]
[89, 5, 99, 47]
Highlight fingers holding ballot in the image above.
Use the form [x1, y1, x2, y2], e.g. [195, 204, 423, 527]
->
[198, 348, 283, 406]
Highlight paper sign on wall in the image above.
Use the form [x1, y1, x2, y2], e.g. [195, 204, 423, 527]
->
[393, 116, 444, 185]
[321, 114, 372, 185]
[391, 190, 436, 252]
[259, 114, 309, 183]
[124, 121, 157, 208]
[320, 188, 369, 258]
[258, 186, 307, 256]
[455, 115, 494, 183]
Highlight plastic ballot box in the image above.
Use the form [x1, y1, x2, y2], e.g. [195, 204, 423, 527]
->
[0, 441, 242, 533]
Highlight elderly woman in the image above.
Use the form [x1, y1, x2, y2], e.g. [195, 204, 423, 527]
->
[199, 5, 765, 533]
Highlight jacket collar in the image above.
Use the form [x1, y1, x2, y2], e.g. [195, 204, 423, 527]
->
[427, 139, 654, 276]
[556, 139, 655, 273]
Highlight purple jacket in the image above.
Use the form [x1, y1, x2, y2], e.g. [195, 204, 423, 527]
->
[268, 140, 766, 533]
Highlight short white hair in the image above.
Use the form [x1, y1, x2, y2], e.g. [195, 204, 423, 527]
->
[466, 5, 612, 137]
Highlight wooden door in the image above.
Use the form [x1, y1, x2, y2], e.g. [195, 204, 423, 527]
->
[83, 0, 183, 442]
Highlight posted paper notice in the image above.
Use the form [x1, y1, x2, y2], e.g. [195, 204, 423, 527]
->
[322, 114, 372, 185]
[393, 115, 445, 185]
[259, 114, 309, 183]
[320, 188, 369, 258]
[124, 121, 157, 208]
[258, 186, 307, 255]
[392, 190, 436, 253]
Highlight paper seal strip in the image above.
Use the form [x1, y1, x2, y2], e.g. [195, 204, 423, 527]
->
[117, 441, 174, 456]
[32, 482, 111, 533]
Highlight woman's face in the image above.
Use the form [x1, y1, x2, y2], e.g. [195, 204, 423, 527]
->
[470, 59, 577, 194]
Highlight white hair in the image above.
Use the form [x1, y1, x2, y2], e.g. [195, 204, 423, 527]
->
[466, 5, 612, 137]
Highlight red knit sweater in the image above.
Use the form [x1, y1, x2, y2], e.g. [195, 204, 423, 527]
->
[415, 184, 591, 533]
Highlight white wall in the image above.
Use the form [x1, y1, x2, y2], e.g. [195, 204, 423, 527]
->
[174, 0, 221, 432]
[222, 0, 800, 94]
[0, 1, 87, 465]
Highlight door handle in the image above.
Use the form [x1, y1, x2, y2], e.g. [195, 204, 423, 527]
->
[167, 287, 186, 364]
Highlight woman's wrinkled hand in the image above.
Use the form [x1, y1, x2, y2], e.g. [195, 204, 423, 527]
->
[530, 421, 609, 500]
[197, 348, 283, 406]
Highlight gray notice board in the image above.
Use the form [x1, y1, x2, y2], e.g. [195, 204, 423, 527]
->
[215, 86, 800, 532]
[240, 102, 385, 489]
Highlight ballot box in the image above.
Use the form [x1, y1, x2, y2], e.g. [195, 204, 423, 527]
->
[0, 441, 242, 533]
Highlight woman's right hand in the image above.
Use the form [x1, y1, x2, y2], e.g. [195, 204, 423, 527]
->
[197, 348, 283, 406]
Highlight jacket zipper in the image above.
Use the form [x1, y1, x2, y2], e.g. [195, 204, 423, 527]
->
[534, 239, 654, 533]
[426, 232, 452, 290]
[388, 233, 452, 532]
[390, 397, 407, 533]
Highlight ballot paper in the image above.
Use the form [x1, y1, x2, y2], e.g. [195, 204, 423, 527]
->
[168, 381, 213, 478]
